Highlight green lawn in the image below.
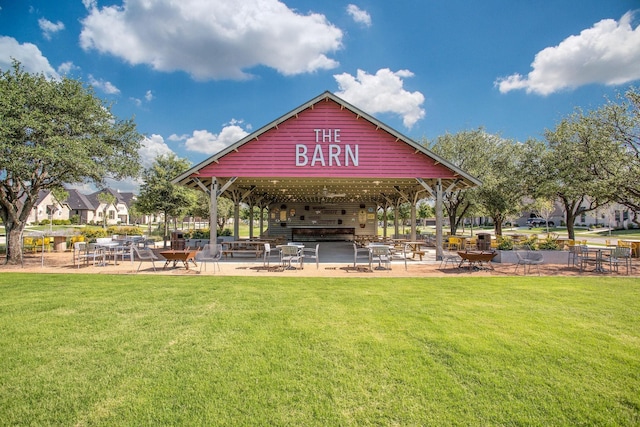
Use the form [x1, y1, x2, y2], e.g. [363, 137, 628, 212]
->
[1, 275, 639, 425]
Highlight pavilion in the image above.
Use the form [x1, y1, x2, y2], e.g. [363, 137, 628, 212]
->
[173, 91, 480, 259]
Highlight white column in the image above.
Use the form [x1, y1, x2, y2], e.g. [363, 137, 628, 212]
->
[435, 179, 443, 260]
[210, 179, 218, 244]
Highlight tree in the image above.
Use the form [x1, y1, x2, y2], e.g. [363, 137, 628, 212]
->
[416, 200, 434, 226]
[216, 197, 234, 233]
[0, 61, 141, 264]
[592, 87, 640, 223]
[428, 128, 524, 236]
[135, 154, 197, 248]
[97, 191, 117, 229]
[475, 137, 526, 236]
[531, 198, 555, 234]
[428, 130, 484, 235]
[527, 110, 620, 240]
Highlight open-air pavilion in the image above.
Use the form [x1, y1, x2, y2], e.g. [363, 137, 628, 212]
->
[173, 91, 480, 259]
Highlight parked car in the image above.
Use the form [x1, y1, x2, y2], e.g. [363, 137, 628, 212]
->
[527, 217, 555, 227]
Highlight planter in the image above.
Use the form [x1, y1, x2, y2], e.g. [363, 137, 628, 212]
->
[494, 250, 569, 264]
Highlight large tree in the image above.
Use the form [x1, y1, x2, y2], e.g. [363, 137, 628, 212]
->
[134, 154, 196, 248]
[593, 87, 640, 222]
[428, 128, 524, 236]
[428, 130, 483, 235]
[527, 109, 620, 240]
[0, 61, 141, 264]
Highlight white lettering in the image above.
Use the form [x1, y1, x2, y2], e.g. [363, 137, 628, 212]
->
[322, 129, 332, 143]
[311, 145, 326, 166]
[313, 128, 341, 143]
[296, 144, 308, 166]
[329, 144, 341, 166]
[296, 143, 358, 167]
[345, 145, 358, 166]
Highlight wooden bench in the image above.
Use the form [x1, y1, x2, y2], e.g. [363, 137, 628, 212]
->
[222, 249, 264, 259]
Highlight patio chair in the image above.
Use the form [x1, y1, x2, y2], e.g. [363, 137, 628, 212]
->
[439, 250, 462, 269]
[280, 244, 303, 270]
[514, 249, 544, 275]
[370, 245, 391, 270]
[576, 245, 598, 272]
[353, 243, 370, 268]
[196, 244, 222, 273]
[446, 236, 463, 251]
[133, 246, 159, 272]
[78, 243, 105, 267]
[608, 246, 631, 275]
[302, 244, 320, 269]
[262, 243, 282, 267]
[73, 241, 87, 267]
[389, 243, 409, 270]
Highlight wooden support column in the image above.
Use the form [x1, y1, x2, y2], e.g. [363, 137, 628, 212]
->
[435, 179, 443, 261]
[210, 179, 218, 245]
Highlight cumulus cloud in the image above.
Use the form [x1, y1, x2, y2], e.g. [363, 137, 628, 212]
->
[179, 121, 250, 155]
[38, 18, 65, 40]
[79, 0, 343, 80]
[139, 134, 175, 168]
[0, 36, 59, 79]
[88, 74, 120, 94]
[145, 90, 153, 101]
[57, 61, 79, 75]
[346, 4, 371, 27]
[334, 68, 425, 128]
[496, 11, 640, 95]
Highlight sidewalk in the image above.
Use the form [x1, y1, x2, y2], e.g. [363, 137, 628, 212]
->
[2, 247, 635, 277]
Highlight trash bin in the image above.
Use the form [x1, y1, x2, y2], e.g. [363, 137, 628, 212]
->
[170, 231, 185, 250]
[476, 233, 491, 251]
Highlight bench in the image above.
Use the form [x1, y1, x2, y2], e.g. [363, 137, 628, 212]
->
[222, 249, 264, 259]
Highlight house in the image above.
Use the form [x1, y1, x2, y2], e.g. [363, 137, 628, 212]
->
[27, 190, 70, 225]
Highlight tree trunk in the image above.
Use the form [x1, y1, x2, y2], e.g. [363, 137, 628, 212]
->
[493, 214, 504, 237]
[163, 215, 169, 248]
[5, 221, 24, 265]
[565, 212, 577, 241]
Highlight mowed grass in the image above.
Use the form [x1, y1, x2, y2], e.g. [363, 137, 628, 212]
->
[1, 275, 639, 426]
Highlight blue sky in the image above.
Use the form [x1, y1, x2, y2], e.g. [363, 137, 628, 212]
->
[1, 1, 639, 192]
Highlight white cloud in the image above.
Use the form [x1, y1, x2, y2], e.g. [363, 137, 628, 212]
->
[57, 61, 79, 75]
[181, 122, 250, 155]
[82, 0, 96, 10]
[334, 68, 425, 128]
[79, 0, 343, 80]
[38, 18, 65, 40]
[139, 134, 174, 168]
[0, 36, 59, 79]
[346, 4, 371, 27]
[145, 90, 153, 101]
[88, 74, 120, 94]
[496, 11, 640, 95]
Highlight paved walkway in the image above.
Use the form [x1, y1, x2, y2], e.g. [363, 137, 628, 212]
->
[2, 241, 637, 277]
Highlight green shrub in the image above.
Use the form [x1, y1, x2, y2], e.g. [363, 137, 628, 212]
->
[184, 229, 210, 239]
[538, 236, 560, 250]
[106, 225, 145, 236]
[81, 227, 108, 239]
[496, 236, 513, 250]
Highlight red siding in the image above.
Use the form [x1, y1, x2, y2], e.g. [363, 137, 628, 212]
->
[197, 99, 455, 179]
